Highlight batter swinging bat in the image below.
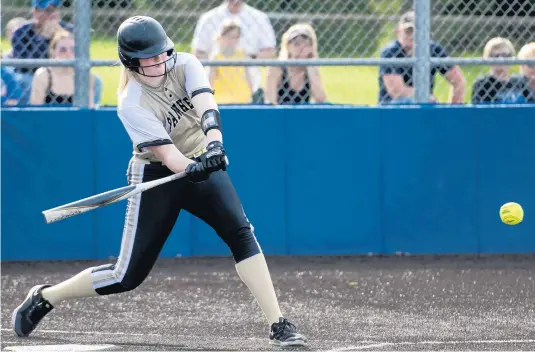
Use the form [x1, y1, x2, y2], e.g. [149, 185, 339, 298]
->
[42, 171, 187, 224]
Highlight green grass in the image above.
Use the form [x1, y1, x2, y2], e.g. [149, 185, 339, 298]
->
[1, 37, 523, 106]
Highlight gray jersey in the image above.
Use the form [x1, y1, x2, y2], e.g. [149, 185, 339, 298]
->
[117, 53, 212, 162]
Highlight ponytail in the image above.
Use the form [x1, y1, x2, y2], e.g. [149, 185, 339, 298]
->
[117, 65, 131, 107]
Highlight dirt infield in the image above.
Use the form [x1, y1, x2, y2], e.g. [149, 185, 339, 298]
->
[2, 255, 535, 351]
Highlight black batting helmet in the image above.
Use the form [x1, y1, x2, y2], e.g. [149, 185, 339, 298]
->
[117, 16, 176, 77]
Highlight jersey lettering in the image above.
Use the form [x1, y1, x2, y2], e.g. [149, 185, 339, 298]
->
[177, 99, 188, 112]
[170, 104, 183, 119]
[183, 96, 194, 109]
[166, 114, 179, 130]
[166, 98, 194, 132]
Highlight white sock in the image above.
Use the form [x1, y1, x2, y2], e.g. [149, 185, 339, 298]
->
[235, 253, 282, 325]
[41, 268, 99, 306]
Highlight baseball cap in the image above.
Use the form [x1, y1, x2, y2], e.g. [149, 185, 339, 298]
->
[399, 11, 415, 29]
[33, 0, 61, 9]
[287, 27, 312, 41]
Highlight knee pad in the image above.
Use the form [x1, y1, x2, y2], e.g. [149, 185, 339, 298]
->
[227, 227, 261, 263]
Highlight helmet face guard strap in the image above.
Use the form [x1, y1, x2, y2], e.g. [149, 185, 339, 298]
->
[125, 49, 177, 77]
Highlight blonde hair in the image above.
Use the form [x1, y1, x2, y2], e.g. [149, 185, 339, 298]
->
[117, 66, 132, 108]
[217, 18, 241, 39]
[279, 23, 318, 60]
[483, 37, 515, 58]
[48, 29, 73, 58]
[5, 17, 27, 41]
[518, 42, 535, 59]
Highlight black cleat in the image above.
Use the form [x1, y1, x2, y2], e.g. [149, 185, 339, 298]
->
[12, 284, 54, 337]
[269, 317, 308, 347]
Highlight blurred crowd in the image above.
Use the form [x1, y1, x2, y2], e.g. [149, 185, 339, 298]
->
[2, 0, 535, 107]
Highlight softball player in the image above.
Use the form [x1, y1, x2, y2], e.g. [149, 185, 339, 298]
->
[12, 16, 307, 347]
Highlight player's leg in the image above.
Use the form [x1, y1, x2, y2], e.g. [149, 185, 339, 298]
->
[183, 170, 307, 346]
[12, 161, 184, 337]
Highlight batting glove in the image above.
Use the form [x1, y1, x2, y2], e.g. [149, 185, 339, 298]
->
[201, 141, 228, 172]
[185, 162, 210, 183]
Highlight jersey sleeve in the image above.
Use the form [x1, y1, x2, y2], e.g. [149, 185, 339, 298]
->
[256, 13, 276, 51]
[118, 105, 173, 151]
[183, 54, 214, 98]
[379, 47, 404, 76]
[191, 15, 212, 53]
[11, 26, 29, 59]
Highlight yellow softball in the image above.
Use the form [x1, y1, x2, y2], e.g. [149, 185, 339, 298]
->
[500, 202, 524, 225]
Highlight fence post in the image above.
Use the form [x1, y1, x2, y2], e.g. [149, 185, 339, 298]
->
[414, 0, 431, 103]
[74, 0, 92, 108]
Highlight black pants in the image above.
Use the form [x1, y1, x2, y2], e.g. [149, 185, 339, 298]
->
[91, 159, 261, 295]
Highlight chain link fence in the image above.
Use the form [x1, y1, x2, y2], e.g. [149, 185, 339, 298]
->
[2, 0, 535, 107]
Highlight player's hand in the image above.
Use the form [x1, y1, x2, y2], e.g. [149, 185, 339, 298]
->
[185, 162, 210, 183]
[201, 141, 228, 172]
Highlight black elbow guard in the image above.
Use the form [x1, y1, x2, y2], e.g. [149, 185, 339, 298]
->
[201, 109, 222, 135]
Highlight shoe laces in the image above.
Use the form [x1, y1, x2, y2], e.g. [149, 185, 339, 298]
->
[274, 318, 296, 335]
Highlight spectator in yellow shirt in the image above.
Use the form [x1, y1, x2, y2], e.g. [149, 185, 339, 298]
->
[208, 19, 253, 104]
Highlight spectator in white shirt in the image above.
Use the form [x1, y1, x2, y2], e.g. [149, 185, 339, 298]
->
[191, 0, 276, 103]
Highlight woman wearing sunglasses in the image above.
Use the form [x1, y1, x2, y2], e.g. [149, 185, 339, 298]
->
[471, 37, 525, 104]
[30, 29, 96, 107]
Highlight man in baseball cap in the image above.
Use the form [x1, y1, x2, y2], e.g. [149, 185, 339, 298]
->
[377, 10, 466, 104]
[33, 0, 61, 8]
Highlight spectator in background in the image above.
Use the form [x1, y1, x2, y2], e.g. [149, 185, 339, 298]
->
[30, 30, 95, 107]
[3, 17, 29, 58]
[10, 0, 72, 105]
[471, 37, 524, 104]
[513, 42, 535, 102]
[10, 0, 102, 106]
[264, 23, 326, 105]
[208, 19, 254, 104]
[378, 11, 466, 104]
[191, 0, 276, 103]
[1, 66, 22, 106]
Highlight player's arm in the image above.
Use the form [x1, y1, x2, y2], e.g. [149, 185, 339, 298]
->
[184, 54, 227, 170]
[192, 93, 222, 145]
[118, 105, 193, 174]
[184, 54, 223, 144]
[146, 144, 193, 173]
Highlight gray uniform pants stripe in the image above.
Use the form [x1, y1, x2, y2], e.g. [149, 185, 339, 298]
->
[91, 160, 145, 289]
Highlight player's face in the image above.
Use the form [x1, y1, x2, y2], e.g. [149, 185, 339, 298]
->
[54, 38, 75, 59]
[288, 35, 313, 59]
[138, 53, 167, 77]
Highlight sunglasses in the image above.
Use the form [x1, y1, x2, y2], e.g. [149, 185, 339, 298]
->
[489, 52, 513, 58]
[57, 45, 74, 53]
